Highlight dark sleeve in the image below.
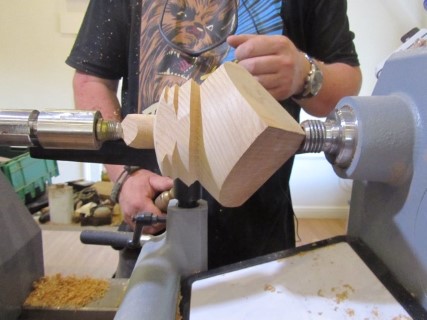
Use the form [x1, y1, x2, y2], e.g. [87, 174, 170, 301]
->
[283, 0, 360, 66]
[65, 0, 131, 79]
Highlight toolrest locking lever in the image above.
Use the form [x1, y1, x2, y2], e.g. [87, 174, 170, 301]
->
[80, 212, 166, 250]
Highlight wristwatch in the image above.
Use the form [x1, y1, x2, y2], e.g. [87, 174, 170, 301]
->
[293, 53, 323, 99]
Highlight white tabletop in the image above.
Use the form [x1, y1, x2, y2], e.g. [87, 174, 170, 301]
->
[189, 242, 412, 319]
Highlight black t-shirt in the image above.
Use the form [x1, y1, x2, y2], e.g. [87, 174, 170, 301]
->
[67, 0, 359, 268]
[67, 0, 359, 115]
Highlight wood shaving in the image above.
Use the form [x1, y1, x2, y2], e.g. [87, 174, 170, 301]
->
[331, 284, 355, 304]
[176, 291, 183, 320]
[334, 290, 349, 303]
[264, 284, 276, 292]
[343, 284, 355, 293]
[317, 289, 325, 297]
[346, 308, 355, 317]
[371, 307, 379, 317]
[24, 273, 109, 308]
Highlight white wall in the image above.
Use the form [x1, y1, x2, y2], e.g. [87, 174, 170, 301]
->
[0, 0, 425, 215]
[348, 0, 427, 96]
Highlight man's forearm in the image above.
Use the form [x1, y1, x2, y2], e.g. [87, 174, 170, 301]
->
[73, 71, 122, 121]
[72, 70, 124, 181]
[298, 62, 362, 117]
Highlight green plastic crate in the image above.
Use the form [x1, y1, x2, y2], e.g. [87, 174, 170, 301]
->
[0, 152, 59, 204]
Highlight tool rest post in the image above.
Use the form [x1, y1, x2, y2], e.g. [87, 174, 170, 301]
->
[174, 179, 201, 208]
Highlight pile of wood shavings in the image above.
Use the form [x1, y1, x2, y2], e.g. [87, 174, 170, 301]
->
[24, 273, 109, 308]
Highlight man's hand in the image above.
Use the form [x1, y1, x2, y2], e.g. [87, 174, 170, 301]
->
[118, 169, 174, 234]
[227, 34, 309, 101]
[227, 34, 362, 117]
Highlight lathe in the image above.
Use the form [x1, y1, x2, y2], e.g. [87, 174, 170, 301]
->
[1, 47, 427, 319]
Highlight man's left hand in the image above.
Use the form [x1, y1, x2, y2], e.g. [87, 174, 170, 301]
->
[227, 34, 309, 101]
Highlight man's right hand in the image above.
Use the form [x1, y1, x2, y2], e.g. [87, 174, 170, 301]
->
[117, 169, 174, 234]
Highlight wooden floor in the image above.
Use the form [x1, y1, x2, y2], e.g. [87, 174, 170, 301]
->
[42, 229, 119, 279]
[42, 218, 347, 279]
[295, 218, 347, 246]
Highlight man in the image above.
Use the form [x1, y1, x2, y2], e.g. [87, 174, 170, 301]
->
[67, 0, 362, 274]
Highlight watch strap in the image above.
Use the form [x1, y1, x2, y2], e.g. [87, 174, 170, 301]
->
[110, 166, 142, 203]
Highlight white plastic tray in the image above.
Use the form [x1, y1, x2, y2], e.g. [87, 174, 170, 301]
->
[189, 242, 412, 319]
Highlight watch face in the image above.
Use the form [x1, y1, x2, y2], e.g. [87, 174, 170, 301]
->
[310, 65, 323, 95]
[292, 55, 323, 99]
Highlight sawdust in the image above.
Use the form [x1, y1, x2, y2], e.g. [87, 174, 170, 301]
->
[335, 290, 349, 303]
[176, 291, 183, 320]
[264, 284, 276, 292]
[332, 284, 355, 304]
[345, 308, 355, 317]
[392, 316, 412, 320]
[24, 273, 109, 308]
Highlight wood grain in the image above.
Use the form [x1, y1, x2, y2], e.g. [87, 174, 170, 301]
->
[135, 62, 305, 207]
[121, 113, 155, 149]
